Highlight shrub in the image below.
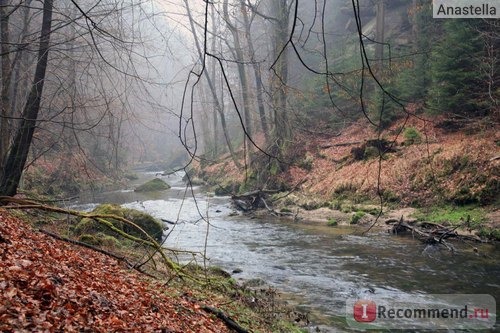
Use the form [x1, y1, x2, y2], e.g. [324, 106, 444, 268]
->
[350, 211, 366, 224]
[298, 154, 314, 171]
[403, 127, 422, 145]
[327, 218, 338, 226]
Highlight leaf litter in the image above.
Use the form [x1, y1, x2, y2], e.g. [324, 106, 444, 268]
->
[0, 209, 230, 332]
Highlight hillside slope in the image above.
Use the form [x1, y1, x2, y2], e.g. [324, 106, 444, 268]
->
[0, 209, 229, 332]
[198, 115, 499, 213]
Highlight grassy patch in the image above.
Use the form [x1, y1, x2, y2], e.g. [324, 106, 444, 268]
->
[477, 228, 500, 241]
[327, 218, 338, 226]
[169, 264, 306, 333]
[412, 205, 486, 227]
[350, 211, 366, 224]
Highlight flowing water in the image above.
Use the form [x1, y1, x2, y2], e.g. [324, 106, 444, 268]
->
[72, 171, 500, 332]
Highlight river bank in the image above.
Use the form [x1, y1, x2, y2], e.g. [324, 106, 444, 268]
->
[0, 207, 307, 332]
[6, 169, 497, 332]
[191, 116, 499, 241]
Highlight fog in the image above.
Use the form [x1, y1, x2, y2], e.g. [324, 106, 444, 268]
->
[2, 0, 485, 184]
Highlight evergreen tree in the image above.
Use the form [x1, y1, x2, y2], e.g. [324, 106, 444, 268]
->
[398, 0, 434, 101]
[428, 19, 496, 115]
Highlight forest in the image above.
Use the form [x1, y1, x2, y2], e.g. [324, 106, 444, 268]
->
[0, 0, 499, 332]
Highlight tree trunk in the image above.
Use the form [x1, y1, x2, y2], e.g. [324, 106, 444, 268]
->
[240, 0, 270, 145]
[210, 5, 219, 158]
[0, 0, 12, 178]
[0, 0, 54, 196]
[375, 0, 385, 68]
[270, 0, 291, 151]
[184, 0, 242, 169]
[223, 0, 253, 166]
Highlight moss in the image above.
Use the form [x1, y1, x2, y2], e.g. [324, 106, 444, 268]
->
[78, 234, 102, 246]
[134, 178, 170, 192]
[75, 204, 164, 242]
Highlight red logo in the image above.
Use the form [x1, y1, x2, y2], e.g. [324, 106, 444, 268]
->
[353, 300, 377, 322]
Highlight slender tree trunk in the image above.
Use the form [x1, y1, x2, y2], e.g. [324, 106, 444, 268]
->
[210, 6, 219, 158]
[0, 0, 53, 196]
[9, 0, 31, 118]
[223, 0, 253, 167]
[183, 0, 242, 168]
[0, 0, 12, 178]
[270, 0, 291, 150]
[375, 0, 385, 68]
[240, 0, 270, 145]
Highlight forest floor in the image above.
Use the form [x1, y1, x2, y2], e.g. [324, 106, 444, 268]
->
[0, 209, 304, 332]
[196, 114, 500, 238]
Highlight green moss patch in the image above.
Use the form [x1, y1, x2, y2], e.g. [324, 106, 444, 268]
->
[134, 178, 170, 192]
[75, 204, 164, 243]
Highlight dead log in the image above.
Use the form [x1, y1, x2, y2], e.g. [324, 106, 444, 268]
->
[202, 305, 249, 333]
[231, 190, 268, 211]
[386, 217, 482, 252]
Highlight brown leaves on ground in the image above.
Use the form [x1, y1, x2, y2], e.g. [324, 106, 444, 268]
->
[282, 115, 499, 206]
[0, 209, 230, 333]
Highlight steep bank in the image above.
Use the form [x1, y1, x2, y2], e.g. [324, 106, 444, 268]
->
[0, 209, 303, 332]
[194, 115, 499, 234]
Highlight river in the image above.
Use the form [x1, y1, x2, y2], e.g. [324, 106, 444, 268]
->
[72, 171, 500, 332]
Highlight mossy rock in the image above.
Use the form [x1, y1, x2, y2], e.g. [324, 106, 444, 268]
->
[134, 178, 170, 192]
[75, 204, 164, 242]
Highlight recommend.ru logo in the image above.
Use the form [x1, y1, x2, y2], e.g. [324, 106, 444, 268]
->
[346, 294, 496, 330]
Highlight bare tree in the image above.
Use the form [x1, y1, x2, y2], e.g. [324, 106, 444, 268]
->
[183, 0, 242, 168]
[0, 0, 53, 196]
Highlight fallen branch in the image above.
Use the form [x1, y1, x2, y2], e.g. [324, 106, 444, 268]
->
[202, 305, 249, 333]
[0, 196, 182, 275]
